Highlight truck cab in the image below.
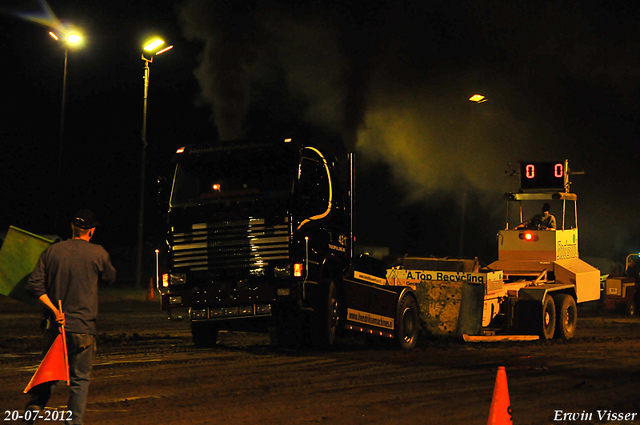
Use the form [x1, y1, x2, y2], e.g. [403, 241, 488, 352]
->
[160, 138, 350, 347]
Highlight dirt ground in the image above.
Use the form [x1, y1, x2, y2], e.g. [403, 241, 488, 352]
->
[1, 287, 640, 425]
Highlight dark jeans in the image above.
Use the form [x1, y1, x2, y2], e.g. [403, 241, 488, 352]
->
[25, 326, 95, 425]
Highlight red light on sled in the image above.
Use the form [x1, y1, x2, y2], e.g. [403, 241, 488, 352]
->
[518, 232, 539, 242]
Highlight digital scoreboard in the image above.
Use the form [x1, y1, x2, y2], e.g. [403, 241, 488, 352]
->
[520, 161, 566, 190]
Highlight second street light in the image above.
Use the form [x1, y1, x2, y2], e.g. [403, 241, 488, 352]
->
[136, 37, 173, 288]
[49, 28, 83, 230]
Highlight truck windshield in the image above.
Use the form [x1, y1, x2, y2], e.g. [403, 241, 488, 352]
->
[170, 147, 298, 207]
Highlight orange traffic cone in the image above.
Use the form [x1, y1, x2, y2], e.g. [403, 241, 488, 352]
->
[147, 277, 155, 301]
[487, 366, 512, 425]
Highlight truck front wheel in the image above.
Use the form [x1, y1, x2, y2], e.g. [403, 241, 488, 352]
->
[553, 294, 577, 340]
[540, 295, 556, 340]
[312, 280, 339, 349]
[191, 321, 219, 348]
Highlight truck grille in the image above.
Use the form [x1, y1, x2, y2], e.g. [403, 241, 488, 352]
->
[169, 217, 290, 272]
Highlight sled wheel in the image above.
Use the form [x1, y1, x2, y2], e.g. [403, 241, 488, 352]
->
[553, 294, 577, 340]
[395, 294, 419, 350]
[540, 295, 556, 340]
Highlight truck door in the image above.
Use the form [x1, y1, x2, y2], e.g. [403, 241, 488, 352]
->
[296, 148, 332, 232]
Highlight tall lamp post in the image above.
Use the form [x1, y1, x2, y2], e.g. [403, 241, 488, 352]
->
[458, 93, 488, 257]
[49, 29, 83, 230]
[136, 38, 173, 287]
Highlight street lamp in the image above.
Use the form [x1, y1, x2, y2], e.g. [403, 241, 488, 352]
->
[49, 28, 83, 230]
[135, 37, 173, 287]
[469, 94, 487, 104]
[459, 92, 488, 256]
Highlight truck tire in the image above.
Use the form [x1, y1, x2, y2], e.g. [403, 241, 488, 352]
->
[395, 294, 419, 350]
[540, 295, 556, 340]
[191, 321, 219, 348]
[553, 294, 577, 340]
[312, 280, 339, 349]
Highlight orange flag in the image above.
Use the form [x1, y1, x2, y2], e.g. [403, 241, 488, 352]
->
[24, 303, 70, 393]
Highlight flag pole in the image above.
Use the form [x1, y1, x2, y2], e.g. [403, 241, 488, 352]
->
[58, 300, 70, 386]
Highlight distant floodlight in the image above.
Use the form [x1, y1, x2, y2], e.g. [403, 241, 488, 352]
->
[469, 94, 487, 103]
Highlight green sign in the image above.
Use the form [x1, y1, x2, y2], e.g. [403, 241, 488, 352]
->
[0, 226, 53, 304]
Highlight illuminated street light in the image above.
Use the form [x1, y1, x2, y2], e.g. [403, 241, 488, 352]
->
[49, 28, 84, 230]
[49, 29, 84, 47]
[144, 38, 164, 52]
[469, 94, 487, 103]
[460, 92, 489, 256]
[136, 37, 173, 288]
[67, 33, 82, 44]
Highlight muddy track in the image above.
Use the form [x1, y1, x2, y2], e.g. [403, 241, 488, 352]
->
[2, 296, 640, 425]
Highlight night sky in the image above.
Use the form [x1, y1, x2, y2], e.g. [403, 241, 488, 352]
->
[2, 0, 640, 277]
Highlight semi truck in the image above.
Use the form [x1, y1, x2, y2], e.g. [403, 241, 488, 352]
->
[158, 137, 419, 349]
[388, 160, 601, 340]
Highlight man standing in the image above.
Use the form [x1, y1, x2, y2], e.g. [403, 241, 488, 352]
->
[516, 203, 557, 230]
[24, 209, 116, 424]
[626, 256, 640, 313]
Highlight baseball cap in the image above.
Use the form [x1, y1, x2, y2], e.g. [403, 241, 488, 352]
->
[71, 209, 100, 229]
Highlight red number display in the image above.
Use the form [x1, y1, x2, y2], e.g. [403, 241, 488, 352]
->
[520, 161, 565, 190]
[554, 163, 563, 178]
[525, 164, 535, 179]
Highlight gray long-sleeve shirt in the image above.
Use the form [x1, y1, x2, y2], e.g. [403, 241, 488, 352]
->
[26, 238, 117, 335]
